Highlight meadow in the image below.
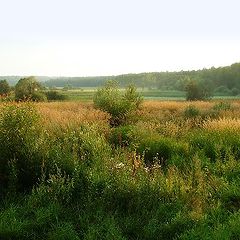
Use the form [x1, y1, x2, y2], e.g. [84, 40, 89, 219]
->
[48, 88, 240, 102]
[1, 99, 240, 239]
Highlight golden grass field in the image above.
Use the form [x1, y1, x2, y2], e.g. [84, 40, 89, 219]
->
[34, 100, 240, 133]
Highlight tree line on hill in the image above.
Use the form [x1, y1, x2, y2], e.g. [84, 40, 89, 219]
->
[0, 62, 240, 101]
[42, 63, 240, 96]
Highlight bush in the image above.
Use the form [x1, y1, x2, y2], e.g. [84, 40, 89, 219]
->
[30, 168, 75, 205]
[0, 103, 43, 190]
[220, 181, 240, 212]
[185, 79, 213, 101]
[44, 125, 111, 175]
[0, 80, 11, 96]
[190, 133, 218, 161]
[45, 91, 68, 101]
[214, 85, 231, 95]
[109, 125, 135, 147]
[15, 77, 45, 101]
[93, 81, 142, 126]
[137, 137, 175, 166]
[31, 91, 47, 102]
[48, 222, 80, 240]
[231, 88, 240, 96]
[140, 138, 189, 167]
[184, 105, 200, 118]
[189, 131, 240, 162]
[124, 84, 142, 109]
[213, 101, 231, 111]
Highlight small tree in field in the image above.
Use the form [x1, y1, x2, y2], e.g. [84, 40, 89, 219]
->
[185, 79, 212, 101]
[0, 80, 11, 96]
[93, 81, 142, 126]
[15, 76, 46, 101]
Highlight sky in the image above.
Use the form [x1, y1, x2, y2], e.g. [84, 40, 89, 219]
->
[0, 0, 240, 76]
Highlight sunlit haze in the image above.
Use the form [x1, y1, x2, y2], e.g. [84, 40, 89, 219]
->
[0, 0, 240, 76]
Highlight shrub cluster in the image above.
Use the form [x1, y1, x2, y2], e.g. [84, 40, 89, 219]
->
[0, 103, 42, 190]
[184, 105, 200, 118]
[93, 82, 142, 126]
[45, 90, 68, 101]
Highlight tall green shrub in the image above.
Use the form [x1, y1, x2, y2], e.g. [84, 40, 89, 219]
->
[15, 77, 46, 101]
[0, 103, 43, 190]
[0, 80, 11, 96]
[184, 105, 200, 118]
[185, 79, 213, 101]
[93, 81, 142, 126]
[45, 90, 67, 101]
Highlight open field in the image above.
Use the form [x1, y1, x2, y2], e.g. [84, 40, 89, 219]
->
[1, 100, 240, 239]
[49, 88, 240, 101]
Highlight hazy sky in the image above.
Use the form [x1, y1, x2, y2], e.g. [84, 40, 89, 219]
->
[0, 0, 240, 76]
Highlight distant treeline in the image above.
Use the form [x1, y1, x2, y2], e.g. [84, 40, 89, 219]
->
[45, 63, 240, 94]
[0, 76, 51, 86]
[46, 76, 112, 88]
[1, 63, 240, 93]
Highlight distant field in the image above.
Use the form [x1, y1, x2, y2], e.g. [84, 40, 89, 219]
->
[60, 89, 96, 101]
[53, 88, 240, 101]
[1, 88, 240, 102]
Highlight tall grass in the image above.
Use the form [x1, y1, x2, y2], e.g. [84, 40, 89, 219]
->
[0, 100, 240, 239]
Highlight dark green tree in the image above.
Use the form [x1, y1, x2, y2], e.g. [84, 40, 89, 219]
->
[185, 79, 213, 101]
[231, 87, 240, 96]
[15, 76, 46, 101]
[0, 80, 11, 96]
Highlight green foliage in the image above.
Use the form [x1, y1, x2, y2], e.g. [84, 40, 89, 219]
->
[2, 62, 240, 95]
[220, 181, 240, 212]
[178, 209, 240, 239]
[214, 85, 231, 95]
[0, 103, 42, 190]
[185, 79, 213, 101]
[43, 62, 240, 94]
[93, 81, 142, 126]
[184, 105, 200, 118]
[190, 133, 218, 161]
[45, 90, 68, 101]
[109, 125, 135, 147]
[56, 125, 111, 166]
[2, 101, 240, 239]
[41, 63, 240, 93]
[0, 79, 11, 96]
[213, 101, 232, 111]
[30, 168, 75, 205]
[189, 131, 240, 162]
[31, 91, 47, 102]
[137, 136, 188, 166]
[0, 205, 30, 239]
[231, 87, 240, 96]
[123, 84, 143, 108]
[62, 84, 73, 91]
[15, 76, 45, 101]
[138, 137, 173, 166]
[48, 223, 80, 240]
